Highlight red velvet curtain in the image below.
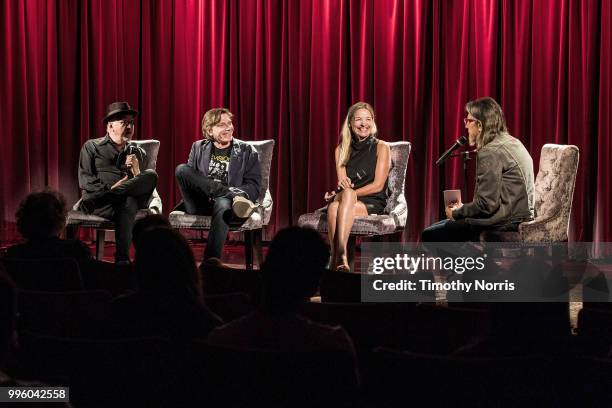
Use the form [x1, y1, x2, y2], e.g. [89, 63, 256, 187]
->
[1, 0, 610, 243]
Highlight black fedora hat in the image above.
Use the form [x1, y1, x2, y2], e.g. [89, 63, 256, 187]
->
[103, 101, 139, 123]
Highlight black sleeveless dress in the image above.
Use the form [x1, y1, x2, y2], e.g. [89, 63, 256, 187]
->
[345, 135, 389, 214]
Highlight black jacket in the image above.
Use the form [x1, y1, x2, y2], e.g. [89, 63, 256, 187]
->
[78, 134, 147, 200]
[184, 138, 261, 202]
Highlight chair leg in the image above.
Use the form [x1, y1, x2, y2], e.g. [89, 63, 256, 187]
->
[95, 230, 106, 261]
[253, 229, 263, 269]
[348, 235, 357, 272]
[244, 230, 254, 271]
[65, 225, 77, 240]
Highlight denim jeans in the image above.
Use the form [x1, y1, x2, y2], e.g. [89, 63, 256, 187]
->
[175, 164, 246, 259]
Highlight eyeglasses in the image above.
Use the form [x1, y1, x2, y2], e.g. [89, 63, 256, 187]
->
[113, 119, 135, 127]
[463, 118, 479, 125]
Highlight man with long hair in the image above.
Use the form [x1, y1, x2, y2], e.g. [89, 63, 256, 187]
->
[422, 97, 534, 242]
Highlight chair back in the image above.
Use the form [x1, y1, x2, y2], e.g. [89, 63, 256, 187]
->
[385, 141, 412, 225]
[520, 144, 579, 242]
[2, 257, 84, 291]
[246, 140, 275, 226]
[131, 139, 160, 170]
[246, 139, 275, 202]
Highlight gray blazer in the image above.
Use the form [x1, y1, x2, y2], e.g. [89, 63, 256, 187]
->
[453, 133, 535, 227]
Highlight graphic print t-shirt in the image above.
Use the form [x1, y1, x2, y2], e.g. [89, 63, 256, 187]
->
[208, 144, 231, 185]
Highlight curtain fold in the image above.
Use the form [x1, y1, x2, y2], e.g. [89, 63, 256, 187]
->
[1, 0, 610, 243]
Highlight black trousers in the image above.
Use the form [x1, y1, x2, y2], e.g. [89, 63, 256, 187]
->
[82, 169, 158, 261]
[175, 164, 246, 260]
[421, 219, 483, 242]
[421, 219, 519, 242]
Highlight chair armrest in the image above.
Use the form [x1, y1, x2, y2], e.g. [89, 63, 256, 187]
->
[260, 189, 273, 210]
[390, 201, 407, 218]
[388, 195, 408, 227]
[257, 189, 274, 225]
[146, 188, 163, 214]
[72, 198, 83, 211]
[519, 209, 567, 242]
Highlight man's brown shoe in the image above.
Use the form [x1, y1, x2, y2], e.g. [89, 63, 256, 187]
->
[232, 196, 257, 218]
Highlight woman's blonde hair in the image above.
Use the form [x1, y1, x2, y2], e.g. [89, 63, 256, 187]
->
[338, 102, 377, 165]
[201, 108, 233, 140]
[465, 97, 508, 150]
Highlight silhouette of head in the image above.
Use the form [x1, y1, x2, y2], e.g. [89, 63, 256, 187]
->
[261, 227, 329, 313]
[16, 190, 67, 240]
[134, 227, 202, 302]
[132, 214, 171, 248]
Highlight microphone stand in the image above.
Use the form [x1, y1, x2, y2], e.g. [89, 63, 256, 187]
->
[449, 150, 474, 202]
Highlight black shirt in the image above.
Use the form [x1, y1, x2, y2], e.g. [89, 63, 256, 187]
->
[207, 144, 231, 185]
[78, 134, 147, 199]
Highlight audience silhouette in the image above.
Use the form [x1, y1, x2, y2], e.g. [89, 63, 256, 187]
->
[208, 226, 356, 354]
[111, 226, 222, 338]
[6, 190, 92, 264]
[2, 191, 611, 405]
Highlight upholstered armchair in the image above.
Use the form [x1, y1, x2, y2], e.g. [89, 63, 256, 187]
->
[480, 144, 579, 243]
[298, 141, 411, 270]
[65, 140, 162, 260]
[169, 140, 275, 270]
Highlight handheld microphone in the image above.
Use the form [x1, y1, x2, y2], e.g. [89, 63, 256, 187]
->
[126, 143, 137, 155]
[333, 169, 366, 193]
[435, 136, 467, 166]
[126, 143, 137, 171]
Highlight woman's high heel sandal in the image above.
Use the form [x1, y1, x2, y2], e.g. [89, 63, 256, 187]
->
[335, 264, 350, 273]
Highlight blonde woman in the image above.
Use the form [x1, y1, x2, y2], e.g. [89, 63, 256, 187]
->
[324, 102, 391, 271]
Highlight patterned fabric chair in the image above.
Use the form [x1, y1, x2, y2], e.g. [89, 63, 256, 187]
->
[298, 141, 411, 269]
[65, 140, 163, 260]
[480, 144, 579, 243]
[169, 140, 275, 270]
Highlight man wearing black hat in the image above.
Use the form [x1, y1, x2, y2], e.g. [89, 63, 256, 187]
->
[77, 102, 158, 263]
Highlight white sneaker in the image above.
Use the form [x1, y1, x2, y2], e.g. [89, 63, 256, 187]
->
[232, 196, 257, 218]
